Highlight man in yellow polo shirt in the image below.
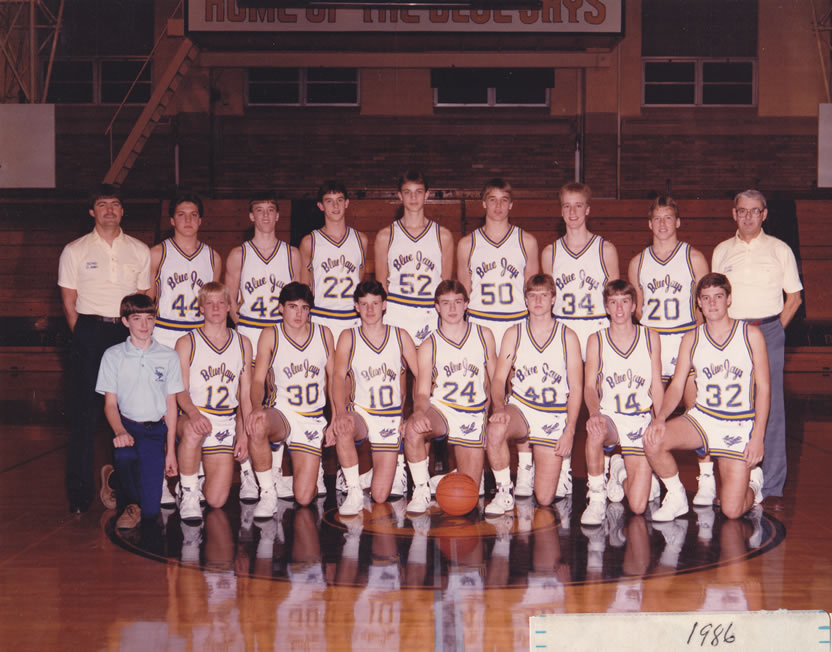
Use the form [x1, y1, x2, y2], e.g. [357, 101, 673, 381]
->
[712, 190, 803, 512]
[58, 185, 151, 513]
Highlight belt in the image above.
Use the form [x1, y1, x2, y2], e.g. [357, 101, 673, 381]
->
[122, 416, 165, 427]
[745, 315, 780, 326]
[79, 313, 122, 324]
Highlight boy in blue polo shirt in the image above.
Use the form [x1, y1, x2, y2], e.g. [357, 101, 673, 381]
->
[96, 294, 184, 529]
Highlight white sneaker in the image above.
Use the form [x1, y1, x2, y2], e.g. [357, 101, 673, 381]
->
[649, 474, 661, 502]
[178, 485, 203, 522]
[407, 484, 431, 514]
[359, 468, 374, 491]
[654, 517, 689, 552]
[515, 462, 535, 497]
[335, 468, 348, 494]
[556, 465, 573, 498]
[651, 489, 689, 522]
[161, 478, 177, 507]
[429, 473, 447, 496]
[239, 468, 259, 502]
[485, 487, 515, 517]
[275, 471, 294, 499]
[580, 491, 607, 526]
[390, 463, 408, 498]
[339, 487, 365, 516]
[198, 475, 206, 506]
[692, 473, 716, 506]
[606, 454, 626, 503]
[317, 466, 327, 497]
[749, 466, 764, 505]
[254, 488, 277, 519]
[479, 472, 485, 496]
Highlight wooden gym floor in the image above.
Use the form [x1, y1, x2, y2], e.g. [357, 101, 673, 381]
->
[0, 370, 830, 651]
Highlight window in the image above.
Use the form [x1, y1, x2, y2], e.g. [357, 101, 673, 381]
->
[643, 58, 755, 106]
[44, 58, 151, 105]
[247, 68, 359, 106]
[431, 69, 552, 107]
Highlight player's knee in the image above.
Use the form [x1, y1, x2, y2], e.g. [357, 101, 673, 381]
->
[630, 497, 648, 515]
[247, 410, 268, 441]
[485, 423, 506, 446]
[295, 487, 315, 507]
[181, 423, 202, 448]
[371, 485, 390, 504]
[534, 486, 555, 507]
[720, 500, 744, 520]
[205, 489, 228, 510]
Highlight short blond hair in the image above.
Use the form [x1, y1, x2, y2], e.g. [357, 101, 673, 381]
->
[198, 281, 232, 306]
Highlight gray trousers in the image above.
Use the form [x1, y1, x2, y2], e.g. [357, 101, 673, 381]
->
[757, 319, 786, 498]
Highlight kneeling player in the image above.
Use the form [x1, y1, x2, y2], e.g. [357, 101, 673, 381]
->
[580, 280, 664, 526]
[404, 280, 496, 514]
[175, 283, 253, 520]
[247, 282, 335, 516]
[645, 273, 768, 521]
[333, 281, 419, 516]
[484, 274, 582, 515]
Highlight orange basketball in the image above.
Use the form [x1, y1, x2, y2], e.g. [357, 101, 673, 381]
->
[435, 473, 479, 516]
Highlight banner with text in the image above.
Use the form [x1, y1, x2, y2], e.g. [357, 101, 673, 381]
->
[188, 0, 623, 33]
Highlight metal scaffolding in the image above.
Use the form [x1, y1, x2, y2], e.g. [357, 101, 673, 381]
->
[0, 0, 64, 103]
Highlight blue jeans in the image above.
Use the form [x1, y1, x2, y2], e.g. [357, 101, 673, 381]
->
[113, 417, 167, 519]
[757, 319, 786, 498]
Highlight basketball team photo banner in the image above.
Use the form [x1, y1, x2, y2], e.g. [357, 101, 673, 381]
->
[188, 0, 624, 33]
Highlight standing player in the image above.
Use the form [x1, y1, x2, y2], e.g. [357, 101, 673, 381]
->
[300, 181, 369, 343]
[580, 280, 664, 526]
[645, 273, 768, 521]
[246, 282, 335, 516]
[627, 196, 712, 504]
[150, 192, 222, 349]
[542, 182, 619, 497]
[225, 193, 300, 500]
[333, 281, 419, 516]
[404, 280, 497, 514]
[484, 274, 583, 516]
[174, 282, 253, 521]
[375, 169, 455, 346]
[457, 178, 539, 495]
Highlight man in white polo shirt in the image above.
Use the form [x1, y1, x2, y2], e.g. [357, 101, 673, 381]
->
[712, 189, 802, 511]
[58, 185, 151, 513]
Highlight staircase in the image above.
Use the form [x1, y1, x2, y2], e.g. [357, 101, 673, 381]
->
[103, 37, 199, 186]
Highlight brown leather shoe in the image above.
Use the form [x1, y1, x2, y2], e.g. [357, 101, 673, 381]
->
[116, 504, 141, 529]
[762, 496, 785, 512]
[99, 464, 116, 510]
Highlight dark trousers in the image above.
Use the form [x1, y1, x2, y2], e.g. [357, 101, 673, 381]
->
[66, 314, 127, 508]
[114, 417, 167, 519]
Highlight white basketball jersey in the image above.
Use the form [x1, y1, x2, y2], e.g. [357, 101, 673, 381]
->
[596, 325, 654, 416]
[467, 226, 529, 321]
[637, 241, 697, 333]
[238, 240, 295, 329]
[266, 324, 330, 416]
[187, 328, 245, 417]
[310, 227, 364, 319]
[509, 320, 570, 413]
[155, 239, 214, 337]
[552, 234, 610, 319]
[347, 326, 405, 416]
[691, 321, 755, 420]
[430, 323, 489, 412]
[385, 220, 443, 309]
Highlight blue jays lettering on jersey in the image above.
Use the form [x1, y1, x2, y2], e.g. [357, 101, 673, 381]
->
[691, 321, 755, 420]
[386, 220, 443, 309]
[265, 323, 330, 418]
[509, 320, 570, 413]
[637, 242, 697, 334]
[467, 226, 529, 322]
[238, 240, 294, 330]
[552, 235, 609, 319]
[310, 228, 364, 320]
[347, 325, 405, 417]
[155, 239, 214, 345]
[597, 325, 653, 416]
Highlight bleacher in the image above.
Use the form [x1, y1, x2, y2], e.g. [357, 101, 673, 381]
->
[2, 196, 829, 392]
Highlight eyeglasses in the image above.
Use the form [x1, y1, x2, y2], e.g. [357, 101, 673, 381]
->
[736, 207, 763, 218]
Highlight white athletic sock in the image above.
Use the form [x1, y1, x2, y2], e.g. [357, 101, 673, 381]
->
[198, 461, 205, 478]
[180, 472, 199, 491]
[408, 458, 430, 486]
[562, 456, 572, 472]
[588, 473, 605, 494]
[272, 446, 284, 473]
[493, 467, 511, 489]
[661, 473, 684, 494]
[397, 453, 406, 467]
[240, 457, 253, 473]
[518, 451, 532, 467]
[342, 464, 360, 489]
[256, 469, 274, 492]
[604, 455, 610, 476]
[698, 461, 714, 475]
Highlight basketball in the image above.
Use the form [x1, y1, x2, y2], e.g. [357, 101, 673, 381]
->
[435, 473, 479, 516]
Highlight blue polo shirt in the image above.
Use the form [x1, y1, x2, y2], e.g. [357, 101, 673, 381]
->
[96, 337, 184, 422]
